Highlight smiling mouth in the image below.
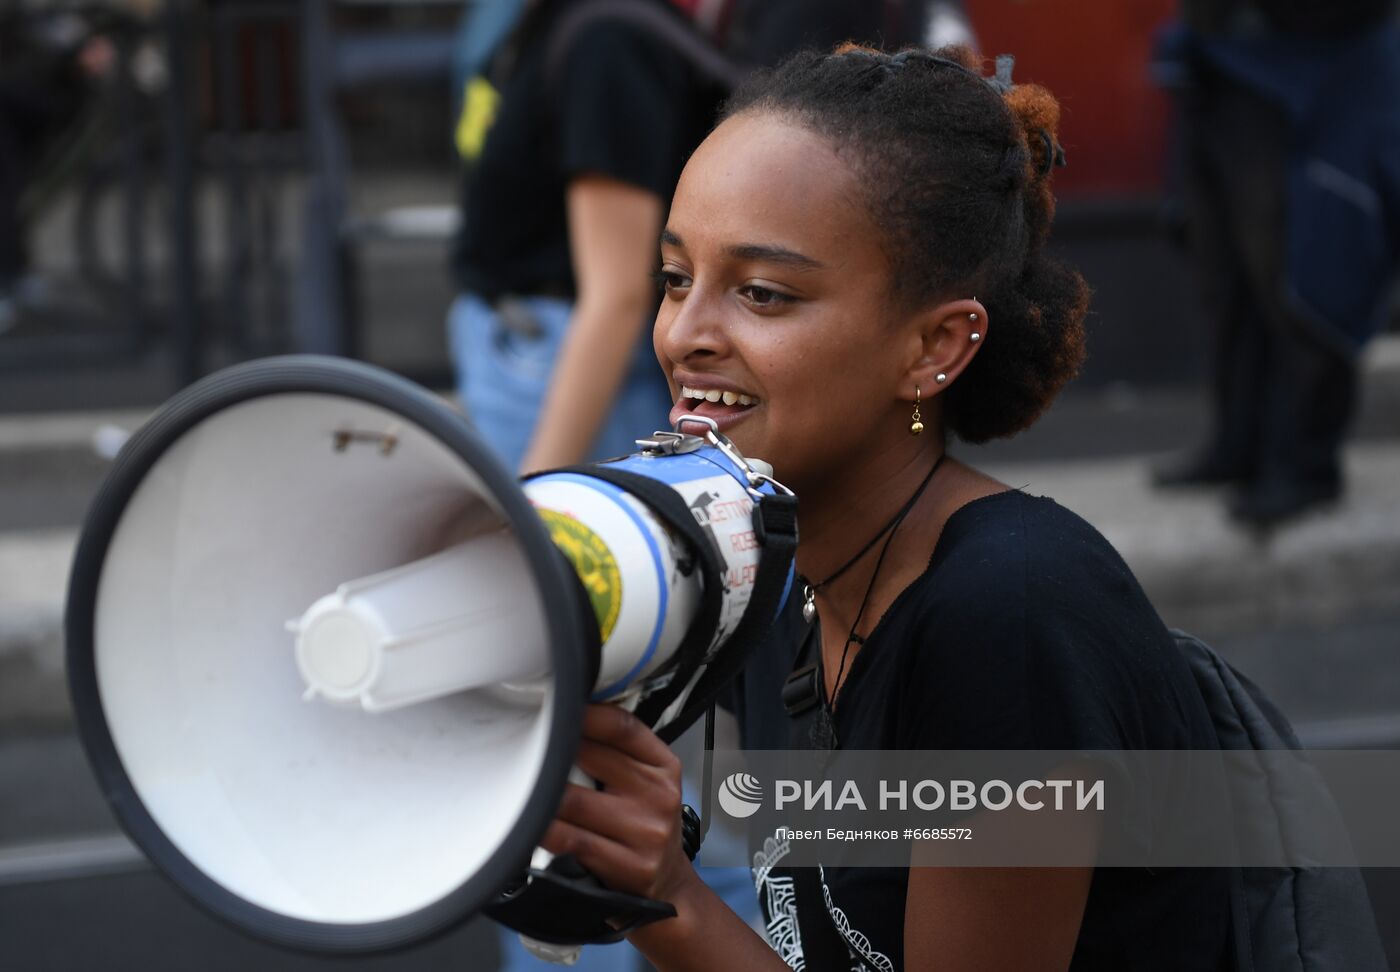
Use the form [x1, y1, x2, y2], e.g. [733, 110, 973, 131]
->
[680, 385, 760, 407]
[673, 384, 761, 426]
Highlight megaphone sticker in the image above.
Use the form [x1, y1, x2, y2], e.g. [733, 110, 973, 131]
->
[537, 508, 623, 643]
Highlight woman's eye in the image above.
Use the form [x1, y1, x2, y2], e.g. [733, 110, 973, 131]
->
[739, 285, 794, 308]
[654, 269, 692, 294]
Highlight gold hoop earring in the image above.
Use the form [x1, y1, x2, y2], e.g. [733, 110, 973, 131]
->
[910, 387, 924, 436]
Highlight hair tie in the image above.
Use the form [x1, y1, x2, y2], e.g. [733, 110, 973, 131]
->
[989, 54, 1016, 93]
[1035, 128, 1067, 177]
[998, 141, 1030, 190]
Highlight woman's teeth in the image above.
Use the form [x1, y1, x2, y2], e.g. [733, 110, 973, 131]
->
[681, 386, 758, 406]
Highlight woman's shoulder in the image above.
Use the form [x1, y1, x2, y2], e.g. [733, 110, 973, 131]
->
[883, 489, 1209, 750]
[920, 488, 1149, 619]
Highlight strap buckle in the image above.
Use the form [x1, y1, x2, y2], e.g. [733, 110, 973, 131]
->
[671, 414, 795, 501]
[634, 430, 704, 456]
[782, 662, 821, 717]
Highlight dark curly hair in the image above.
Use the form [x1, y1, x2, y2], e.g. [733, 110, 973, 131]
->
[722, 45, 1091, 443]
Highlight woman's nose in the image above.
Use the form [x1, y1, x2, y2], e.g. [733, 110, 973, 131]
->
[655, 287, 728, 365]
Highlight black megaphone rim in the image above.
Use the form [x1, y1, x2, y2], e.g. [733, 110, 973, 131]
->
[64, 355, 588, 953]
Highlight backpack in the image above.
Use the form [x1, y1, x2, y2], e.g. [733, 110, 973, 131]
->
[1172, 629, 1388, 972]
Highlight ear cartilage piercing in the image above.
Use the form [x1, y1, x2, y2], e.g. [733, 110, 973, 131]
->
[935, 373, 948, 384]
[969, 312, 979, 322]
[970, 332, 981, 342]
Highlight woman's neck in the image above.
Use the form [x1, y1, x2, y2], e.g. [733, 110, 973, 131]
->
[794, 445, 946, 581]
[793, 446, 1007, 636]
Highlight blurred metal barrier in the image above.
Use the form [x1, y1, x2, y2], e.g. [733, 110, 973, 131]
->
[0, 0, 460, 385]
[296, 0, 458, 359]
[0, 3, 179, 374]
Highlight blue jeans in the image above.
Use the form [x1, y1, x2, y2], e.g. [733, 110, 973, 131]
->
[447, 293, 673, 471]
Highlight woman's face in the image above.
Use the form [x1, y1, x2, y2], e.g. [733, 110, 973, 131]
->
[654, 111, 921, 487]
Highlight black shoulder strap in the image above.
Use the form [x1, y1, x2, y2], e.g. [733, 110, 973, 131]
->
[661, 491, 797, 741]
[536, 461, 796, 741]
[544, 463, 726, 738]
[542, 0, 749, 92]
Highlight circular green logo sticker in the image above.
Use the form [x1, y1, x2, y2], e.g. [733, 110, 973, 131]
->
[537, 509, 623, 643]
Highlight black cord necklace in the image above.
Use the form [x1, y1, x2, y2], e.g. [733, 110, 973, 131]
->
[804, 452, 946, 750]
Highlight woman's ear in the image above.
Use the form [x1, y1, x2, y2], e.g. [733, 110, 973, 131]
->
[902, 297, 988, 399]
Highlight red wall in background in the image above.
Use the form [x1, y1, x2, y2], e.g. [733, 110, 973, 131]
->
[964, 0, 1178, 199]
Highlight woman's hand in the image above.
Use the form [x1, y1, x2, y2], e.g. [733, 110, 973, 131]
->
[541, 704, 698, 905]
[542, 706, 798, 971]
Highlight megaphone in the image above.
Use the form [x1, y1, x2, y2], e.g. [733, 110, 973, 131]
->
[65, 356, 796, 954]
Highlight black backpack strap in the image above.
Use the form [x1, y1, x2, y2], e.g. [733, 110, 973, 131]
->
[542, 0, 749, 92]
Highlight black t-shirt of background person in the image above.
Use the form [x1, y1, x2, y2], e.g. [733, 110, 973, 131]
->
[724, 490, 1232, 972]
[452, 2, 719, 302]
[727, 0, 906, 67]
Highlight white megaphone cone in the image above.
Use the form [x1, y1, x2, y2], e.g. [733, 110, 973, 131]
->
[287, 534, 554, 712]
[65, 356, 796, 955]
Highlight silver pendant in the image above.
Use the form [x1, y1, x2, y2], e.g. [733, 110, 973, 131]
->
[802, 584, 816, 624]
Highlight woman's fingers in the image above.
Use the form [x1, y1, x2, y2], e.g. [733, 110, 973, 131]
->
[541, 818, 665, 897]
[579, 704, 679, 771]
[556, 781, 678, 851]
[539, 705, 693, 901]
[574, 739, 683, 807]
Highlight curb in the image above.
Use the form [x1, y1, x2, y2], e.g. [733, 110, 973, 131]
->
[984, 443, 1400, 638]
[0, 530, 74, 730]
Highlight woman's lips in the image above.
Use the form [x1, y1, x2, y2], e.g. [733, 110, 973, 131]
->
[667, 396, 759, 433]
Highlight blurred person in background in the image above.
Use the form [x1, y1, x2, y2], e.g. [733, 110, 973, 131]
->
[445, 0, 929, 476]
[446, 0, 721, 476]
[1152, 0, 1400, 527]
[919, 0, 975, 50]
[0, 1, 122, 331]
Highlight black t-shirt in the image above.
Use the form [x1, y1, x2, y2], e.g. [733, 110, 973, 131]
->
[452, 1, 718, 301]
[727, 490, 1232, 971]
[728, 0, 891, 66]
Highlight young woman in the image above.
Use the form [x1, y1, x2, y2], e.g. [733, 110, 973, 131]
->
[540, 45, 1232, 970]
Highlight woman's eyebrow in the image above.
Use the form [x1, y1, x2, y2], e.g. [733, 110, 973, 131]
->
[660, 230, 825, 272]
[725, 243, 825, 272]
